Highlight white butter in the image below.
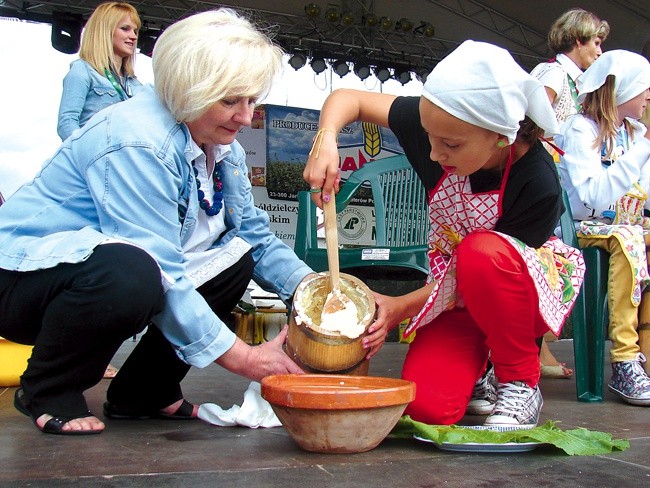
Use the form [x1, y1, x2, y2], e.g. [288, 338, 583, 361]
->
[320, 291, 363, 338]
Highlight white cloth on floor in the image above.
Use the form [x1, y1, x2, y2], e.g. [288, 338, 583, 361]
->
[197, 381, 281, 428]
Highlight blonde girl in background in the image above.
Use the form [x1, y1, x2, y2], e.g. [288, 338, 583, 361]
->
[556, 50, 650, 405]
[57, 2, 142, 141]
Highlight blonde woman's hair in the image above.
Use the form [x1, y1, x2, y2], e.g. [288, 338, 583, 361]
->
[581, 75, 634, 159]
[79, 2, 141, 77]
[548, 8, 610, 55]
[152, 8, 284, 122]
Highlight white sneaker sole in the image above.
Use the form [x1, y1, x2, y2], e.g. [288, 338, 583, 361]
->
[608, 385, 650, 406]
[483, 417, 538, 429]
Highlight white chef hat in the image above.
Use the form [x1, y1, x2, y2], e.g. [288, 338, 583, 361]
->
[422, 40, 558, 143]
[577, 50, 650, 105]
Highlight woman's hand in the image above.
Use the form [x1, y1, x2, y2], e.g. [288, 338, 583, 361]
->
[216, 326, 303, 381]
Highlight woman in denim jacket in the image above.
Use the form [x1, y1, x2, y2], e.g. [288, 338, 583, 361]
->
[57, 2, 142, 141]
[0, 9, 312, 435]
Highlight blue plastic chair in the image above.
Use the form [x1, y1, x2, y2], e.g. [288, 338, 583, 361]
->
[559, 189, 609, 402]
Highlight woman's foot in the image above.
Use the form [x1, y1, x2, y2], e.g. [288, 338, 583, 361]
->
[541, 362, 573, 379]
[159, 399, 199, 418]
[103, 398, 199, 419]
[14, 388, 104, 435]
[539, 341, 573, 379]
[35, 413, 105, 434]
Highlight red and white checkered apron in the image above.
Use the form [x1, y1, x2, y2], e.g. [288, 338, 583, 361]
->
[405, 159, 585, 338]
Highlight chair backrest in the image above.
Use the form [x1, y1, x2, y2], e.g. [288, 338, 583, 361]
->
[558, 188, 579, 247]
[294, 154, 430, 275]
[336, 154, 429, 247]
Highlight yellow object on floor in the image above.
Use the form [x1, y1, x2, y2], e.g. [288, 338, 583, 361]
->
[0, 337, 33, 387]
[398, 318, 415, 344]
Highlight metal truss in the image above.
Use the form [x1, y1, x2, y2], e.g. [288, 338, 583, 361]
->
[0, 0, 550, 70]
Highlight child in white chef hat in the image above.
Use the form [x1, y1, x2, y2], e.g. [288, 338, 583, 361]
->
[303, 40, 585, 428]
[556, 49, 650, 406]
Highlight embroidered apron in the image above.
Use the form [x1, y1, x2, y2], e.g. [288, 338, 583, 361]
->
[404, 148, 585, 338]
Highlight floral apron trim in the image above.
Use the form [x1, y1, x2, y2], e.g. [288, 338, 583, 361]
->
[577, 180, 650, 307]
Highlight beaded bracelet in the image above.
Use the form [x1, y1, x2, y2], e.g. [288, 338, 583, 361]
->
[308, 128, 338, 159]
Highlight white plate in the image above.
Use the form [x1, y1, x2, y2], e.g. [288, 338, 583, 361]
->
[414, 435, 542, 453]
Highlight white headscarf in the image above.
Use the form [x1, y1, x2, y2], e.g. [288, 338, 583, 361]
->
[422, 40, 558, 143]
[577, 50, 650, 104]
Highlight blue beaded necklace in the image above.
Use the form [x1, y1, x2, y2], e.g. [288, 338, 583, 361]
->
[193, 161, 223, 216]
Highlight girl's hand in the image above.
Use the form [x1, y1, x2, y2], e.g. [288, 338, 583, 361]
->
[361, 283, 435, 359]
[362, 292, 409, 359]
[303, 129, 341, 207]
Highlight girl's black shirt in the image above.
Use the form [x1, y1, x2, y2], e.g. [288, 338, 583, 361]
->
[388, 96, 563, 248]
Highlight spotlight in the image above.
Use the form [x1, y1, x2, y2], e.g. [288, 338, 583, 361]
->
[415, 67, 430, 83]
[325, 6, 341, 23]
[354, 61, 371, 80]
[396, 18, 414, 33]
[289, 53, 307, 70]
[379, 17, 394, 32]
[417, 22, 435, 38]
[310, 56, 327, 74]
[374, 65, 391, 83]
[394, 68, 412, 85]
[365, 14, 379, 27]
[304, 3, 321, 19]
[51, 11, 83, 54]
[341, 11, 356, 26]
[331, 59, 350, 77]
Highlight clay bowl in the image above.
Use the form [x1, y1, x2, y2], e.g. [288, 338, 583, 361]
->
[261, 374, 415, 453]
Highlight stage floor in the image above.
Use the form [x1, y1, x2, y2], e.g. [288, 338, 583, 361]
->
[1, 339, 649, 487]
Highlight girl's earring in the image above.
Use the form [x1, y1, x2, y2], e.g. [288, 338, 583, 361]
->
[497, 140, 506, 148]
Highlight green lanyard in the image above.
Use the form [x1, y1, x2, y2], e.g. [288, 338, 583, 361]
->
[104, 68, 131, 101]
[566, 75, 581, 112]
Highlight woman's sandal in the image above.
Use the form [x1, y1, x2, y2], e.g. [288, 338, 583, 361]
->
[14, 389, 103, 435]
[103, 399, 197, 420]
[541, 362, 574, 379]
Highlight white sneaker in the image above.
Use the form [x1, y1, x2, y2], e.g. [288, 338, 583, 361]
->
[484, 381, 543, 429]
[466, 364, 498, 415]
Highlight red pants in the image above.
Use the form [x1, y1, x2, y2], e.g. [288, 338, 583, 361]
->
[402, 231, 549, 425]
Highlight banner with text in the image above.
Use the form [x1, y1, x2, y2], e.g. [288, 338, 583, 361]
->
[241, 104, 404, 247]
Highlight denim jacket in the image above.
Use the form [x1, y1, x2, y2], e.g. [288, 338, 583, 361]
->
[57, 59, 142, 141]
[0, 85, 312, 368]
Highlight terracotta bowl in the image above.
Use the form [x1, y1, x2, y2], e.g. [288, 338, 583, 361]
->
[261, 374, 416, 453]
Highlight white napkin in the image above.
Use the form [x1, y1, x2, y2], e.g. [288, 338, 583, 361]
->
[197, 381, 281, 428]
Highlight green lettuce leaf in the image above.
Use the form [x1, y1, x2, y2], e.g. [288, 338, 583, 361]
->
[391, 416, 629, 456]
